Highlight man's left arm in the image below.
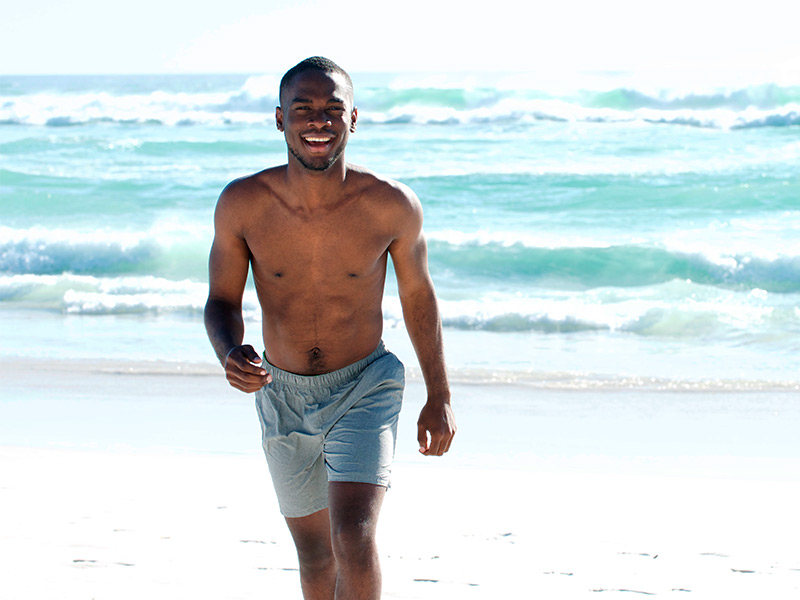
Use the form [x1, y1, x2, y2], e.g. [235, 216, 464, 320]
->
[389, 187, 456, 456]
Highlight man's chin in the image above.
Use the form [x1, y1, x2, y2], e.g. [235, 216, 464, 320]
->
[288, 144, 340, 172]
[302, 160, 334, 172]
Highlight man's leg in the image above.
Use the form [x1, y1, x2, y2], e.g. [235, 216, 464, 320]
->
[329, 481, 386, 600]
[285, 509, 337, 600]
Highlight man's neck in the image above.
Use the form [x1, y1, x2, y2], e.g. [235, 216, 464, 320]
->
[284, 158, 348, 211]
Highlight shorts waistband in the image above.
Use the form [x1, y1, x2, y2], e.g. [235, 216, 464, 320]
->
[262, 341, 388, 388]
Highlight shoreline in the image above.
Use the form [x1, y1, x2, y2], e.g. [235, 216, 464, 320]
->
[2, 353, 799, 391]
[2, 355, 798, 470]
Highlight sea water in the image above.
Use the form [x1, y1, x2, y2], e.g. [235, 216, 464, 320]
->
[1, 72, 799, 388]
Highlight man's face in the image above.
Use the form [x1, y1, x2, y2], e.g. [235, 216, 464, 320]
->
[276, 70, 357, 172]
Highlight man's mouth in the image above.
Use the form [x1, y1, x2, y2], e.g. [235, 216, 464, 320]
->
[301, 134, 334, 152]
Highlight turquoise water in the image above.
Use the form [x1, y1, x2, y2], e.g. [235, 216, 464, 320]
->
[1, 73, 799, 384]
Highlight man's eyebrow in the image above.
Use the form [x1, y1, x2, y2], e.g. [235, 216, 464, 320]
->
[289, 96, 347, 105]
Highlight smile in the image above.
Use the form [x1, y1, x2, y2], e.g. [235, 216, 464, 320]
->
[300, 134, 335, 154]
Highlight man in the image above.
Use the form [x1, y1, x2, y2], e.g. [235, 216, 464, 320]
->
[204, 56, 456, 600]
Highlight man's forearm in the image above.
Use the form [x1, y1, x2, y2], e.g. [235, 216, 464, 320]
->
[204, 298, 246, 365]
[400, 284, 450, 403]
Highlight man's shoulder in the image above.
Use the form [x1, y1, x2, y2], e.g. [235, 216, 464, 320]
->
[215, 167, 285, 222]
[213, 168, 285, 231]
[346, 164, 420, 212]
[346, 165, 423, 239]
[220, 166, 285, 201]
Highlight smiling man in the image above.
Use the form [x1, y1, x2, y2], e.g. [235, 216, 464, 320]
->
[204, 57, 456, 600]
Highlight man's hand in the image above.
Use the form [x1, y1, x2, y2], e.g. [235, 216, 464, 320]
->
[417, 401, 456, 456]
[224, 345, 272, 393]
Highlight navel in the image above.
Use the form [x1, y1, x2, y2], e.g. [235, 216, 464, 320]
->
[306, 346, 326, 373]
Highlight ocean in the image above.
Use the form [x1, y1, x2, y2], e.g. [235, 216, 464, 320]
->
[1, 72, 799, 389]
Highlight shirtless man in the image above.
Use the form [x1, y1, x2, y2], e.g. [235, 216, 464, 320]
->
[204, 57, 456, 600]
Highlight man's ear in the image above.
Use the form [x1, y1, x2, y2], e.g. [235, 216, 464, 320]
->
[350, 107, 358, 133]
[275, 106, 284, 132]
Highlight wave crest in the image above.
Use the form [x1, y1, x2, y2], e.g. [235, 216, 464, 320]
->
[428, 237, 800, 293]
[3, 78, 800, 129]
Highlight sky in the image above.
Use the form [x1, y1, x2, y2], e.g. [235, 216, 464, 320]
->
[2, 0, 799, 81]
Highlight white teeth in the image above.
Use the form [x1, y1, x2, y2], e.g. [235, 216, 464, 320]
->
[304, 137, 331, 143]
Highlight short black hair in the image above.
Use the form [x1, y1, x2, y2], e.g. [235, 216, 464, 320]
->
[279, 56, 353, 106]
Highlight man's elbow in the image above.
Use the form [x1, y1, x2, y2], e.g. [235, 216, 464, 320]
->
[204, 296, 241, 318]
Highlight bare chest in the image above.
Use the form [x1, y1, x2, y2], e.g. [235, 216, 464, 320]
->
[244, 207, 393, 284]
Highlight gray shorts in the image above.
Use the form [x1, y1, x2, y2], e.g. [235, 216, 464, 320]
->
[255, 342, 405, 518]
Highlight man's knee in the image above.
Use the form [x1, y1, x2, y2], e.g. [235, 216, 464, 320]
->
[331, 518, 377, 566]
[297, 543, 336, 574]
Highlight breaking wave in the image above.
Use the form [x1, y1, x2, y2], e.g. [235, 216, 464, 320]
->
[2, 75, 799, 130]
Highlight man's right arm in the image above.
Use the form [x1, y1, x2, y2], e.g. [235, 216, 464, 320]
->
[204, 185, 271, 393]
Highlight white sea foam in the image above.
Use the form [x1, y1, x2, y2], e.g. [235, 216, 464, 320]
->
[60, 280, 261, 317]
[381, 283, 800, 340]
[427, 223, 800, 262]
[0, 89, 273, 127]
[63, 285, 206, 315]
[0, 272, 260, 317]
[3, 80, 799, 130]
[5, 270, 794, 342]
[428, 229, 620, 249]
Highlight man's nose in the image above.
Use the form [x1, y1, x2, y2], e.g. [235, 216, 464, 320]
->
[307, 109, 332, 127]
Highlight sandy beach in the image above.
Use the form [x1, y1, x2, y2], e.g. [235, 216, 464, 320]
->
[1, 358, 799, 599]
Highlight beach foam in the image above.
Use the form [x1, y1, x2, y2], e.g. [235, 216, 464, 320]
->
[3, 76, 800, 130]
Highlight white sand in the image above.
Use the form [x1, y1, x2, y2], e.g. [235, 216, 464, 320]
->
[1, 358, 799, 599]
